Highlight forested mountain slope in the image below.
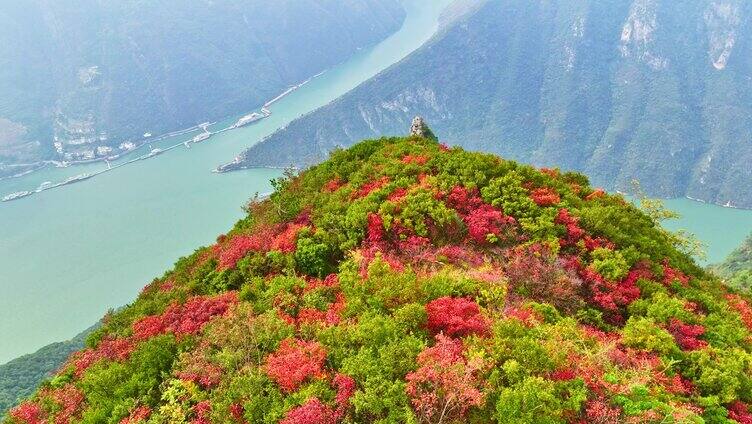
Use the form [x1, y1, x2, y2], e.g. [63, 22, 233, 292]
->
[0, 0, 404, 170]
[229, 0, 752, 208]
[710, 232, 752, 292]
[6, 124, 752, 423]
[0, 326, 94, 417]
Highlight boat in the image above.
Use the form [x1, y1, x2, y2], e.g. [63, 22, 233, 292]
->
[2, 191, 33, 202]
[192, 132, 211, 143]
[62, 173, 93, 185]
[148, 148, 163, 157]
[232, 112, 266, 128]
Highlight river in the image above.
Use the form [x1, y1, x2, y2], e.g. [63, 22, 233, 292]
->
[0, 0, 454, 364]
[2, 1, 752, 365]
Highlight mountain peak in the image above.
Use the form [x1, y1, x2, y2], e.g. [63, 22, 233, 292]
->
[409, 116, 437, 141]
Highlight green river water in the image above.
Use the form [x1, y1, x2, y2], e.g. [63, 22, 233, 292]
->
[1, 1, 752, 364]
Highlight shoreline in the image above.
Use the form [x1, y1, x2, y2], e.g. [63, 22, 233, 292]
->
[0, 72, 327, 203]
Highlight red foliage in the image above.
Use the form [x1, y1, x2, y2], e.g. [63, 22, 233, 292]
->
[353, 176, 389, 199]
[563, 257, 640, 319]
[230, 403, 245, 422]
[667, 318, 707, 351]
[49, 384, 85, 424]
[463, 205, 516, 244]
[443, 186, 483, 216]
[191, 400, 211, 424]
[366, 213, 385, 245]
[662, 260, 690, 286]
[177, 356, 223, 389]
[325, 292, 346, 326]
[70, 338, 134, 377]
[439, 143, 451, 152]
[271, 224, 305, 253]
[530, 187, 561, 206]
[503, 244, 582, 312]
[132, 292, 237, 341]
[333, 374, 356, 411]
[426, 297, 489, 337]
[555, 209, 586, 246]
[387, 187, 409, 202]
[280, 398, 336, 424]
[504, 306, 540, 327]
[550, 368, 576, 381]
[584, 399, 621, 424]
[402, 154, 429, 165]
[540, 167, 560, 178]
[726, 294, 752, 331]
[405, 334, 485, 423]
[217, 229, 275, 269]
[728, 401, 752, 424]
[9, 402, 45, 424]
[585, 189, 606, 201]
[583, 236, 616, 251]
[323, 177, 344, 192]
[120, 406, 151, 424]
[265, 339, 327, 392]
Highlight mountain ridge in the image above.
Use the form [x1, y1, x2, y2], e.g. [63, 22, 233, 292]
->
[5, 122, 752, 423]
[223, 0, 752, 209]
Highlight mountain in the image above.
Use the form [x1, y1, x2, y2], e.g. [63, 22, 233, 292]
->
[710, 232, 752, 292]
[0, 325, 95, 418]
[6, 123, 752, 423]
[0, 0, 405, 173]
[225, 0, 752, 209]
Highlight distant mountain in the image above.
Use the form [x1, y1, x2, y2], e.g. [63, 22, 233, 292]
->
[227, 0, 752, 208]
[710, 232, 752, 291]
[0, 0, 405, 172]
[0, 325, 95, 417]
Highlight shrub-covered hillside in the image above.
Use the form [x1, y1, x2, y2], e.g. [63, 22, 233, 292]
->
[710, 233, 752, 293]
[6, 128, 752, 423]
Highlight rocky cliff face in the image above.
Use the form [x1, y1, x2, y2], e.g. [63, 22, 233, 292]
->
[0, 0, 405, 169]
[228, 0, 752, 208]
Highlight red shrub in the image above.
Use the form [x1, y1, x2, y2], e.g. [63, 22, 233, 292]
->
[550, 368, 576, 381]
[49, 384, 85, 424]
[402, 154, 429, 165]
[280, 398, 336, 424]
[726, 294, 752, 331]
[265, 339, 327, 392]
[333, 374, 356, 411]
[530, 187, 561, 206]
[387, 187, 408, 202]
[443, 186, 483, 216]
[504, 306, 540, 327]
[271, 224, 305, 253]
[667, 318, 707, 351]
[70, 338, 134, 377]
[585, 189, 606, 201]
[132, 292, 237, 340]
[464, 205, 516, 244]
[728, 401, 752, 424]
[662, 260, 690, 286]
[584, 399, 621, 424]
[366, 213, 385, 244]
[353, 176, 389, 199]
[323, 177, 344, 192]
[177, 356, 223, 389]
[555, 209, 586, 246]
[406, 334, 485, 423]
[217, 230, 274, 269]
[503, 244, 582, 312]
[426, 297, 489, 337]
[191, 400, 211, 424]
[230, 403, 245, 422]
[9, 402, 45, 424]
[120, 406, 151, 424]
